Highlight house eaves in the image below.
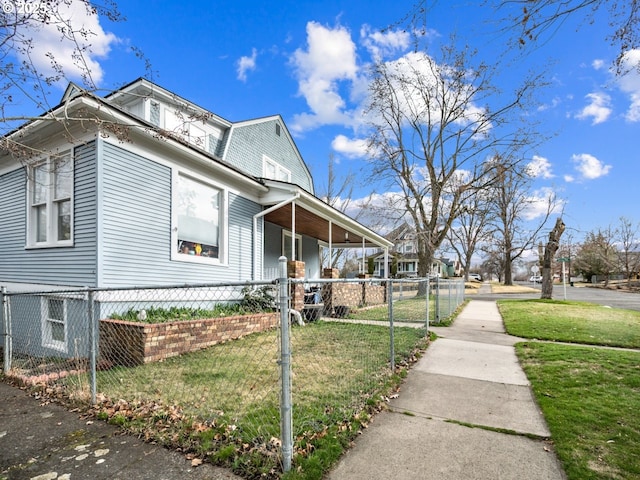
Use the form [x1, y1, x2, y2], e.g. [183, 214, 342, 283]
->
[2, 89, 268, 195]
[259, 179, 393, 250]
[104, 77, 233, 129]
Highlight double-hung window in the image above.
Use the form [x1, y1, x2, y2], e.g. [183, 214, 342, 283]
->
[173, 172, 226, 263]
[28, 152, 73, 247]
[263, 155, 291, 182]
[41, 296, 67, 352]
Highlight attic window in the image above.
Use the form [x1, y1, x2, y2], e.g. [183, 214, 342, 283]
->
[275, 124, 281, 136]
[150, 101, 160, 126]
[263, 155, 291, 182]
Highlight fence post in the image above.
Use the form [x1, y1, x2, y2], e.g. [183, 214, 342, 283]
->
[435, 276, 440, 324]
[2, 286, 12, 374]
[278, 256, 293, 472]
[388, 279, 395, 372]
[87, 289, 97, 404]
[425, 277, 430, 332]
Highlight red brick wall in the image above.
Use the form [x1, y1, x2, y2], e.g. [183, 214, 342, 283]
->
[99, 312, 279, 367]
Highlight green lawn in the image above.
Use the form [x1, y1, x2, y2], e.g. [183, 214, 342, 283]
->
[351, 296, 432, 323]
[517, 342, 640, 480]
[498, 299, 640, 348]
[499, 299, 640, 480]
[87, 321, 428, 479]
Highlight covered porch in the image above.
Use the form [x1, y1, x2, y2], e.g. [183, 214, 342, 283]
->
[254, 180, 392, 281]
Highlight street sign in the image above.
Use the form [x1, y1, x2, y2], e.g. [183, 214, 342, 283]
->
[558, 257, 569, 262]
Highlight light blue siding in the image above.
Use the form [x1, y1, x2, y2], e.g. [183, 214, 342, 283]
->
[263, 221, 321, 279]
[8, 294, 90, 359]
[0, 143, 98, 286]
[225, 119, 314, 192]
[99, 142, 263, 286]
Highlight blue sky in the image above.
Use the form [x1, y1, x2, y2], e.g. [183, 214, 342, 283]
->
[11, 0, 640, 246]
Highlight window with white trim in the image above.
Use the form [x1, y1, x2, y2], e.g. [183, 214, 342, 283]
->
[283, 230, 302, 261]
[41, 297, 67, 352]
[263, 155, 291, 182]
[174, 173, 225, 262]
[28, 151, 73, 247]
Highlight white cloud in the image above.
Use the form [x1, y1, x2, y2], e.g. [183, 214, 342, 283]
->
[331, 134, 369, 158]
[617, 49, 640, 122]
[571, 153, 612, 180]
[523, 187, 562, 221]
[575, 92, 612, 125]
[368, 50, 490, 137]
[16, 0, 117, 86]
[527, 155, 554, 179]
[289, 22, 359, 133]
[237, 48, 258, 82]
[564, 174, 575, 183]
[360, 25, 410, 60]
[592, 59, 605, 70]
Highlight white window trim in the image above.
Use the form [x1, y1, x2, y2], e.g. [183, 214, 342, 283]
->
[170, 169, 229, 266]
[41, 296, 67, 353]
[263, 155, 291, 182]
[282, 230, 302, 261]
[26, 151, 74, 249]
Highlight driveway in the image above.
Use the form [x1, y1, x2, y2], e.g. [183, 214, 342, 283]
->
[468, 283, 640, 312]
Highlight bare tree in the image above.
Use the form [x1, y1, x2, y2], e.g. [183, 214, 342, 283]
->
[317, 153, 373, 272]
[540, 217, 565, 299]
[493, 0, 640, 74]
[1, 1, 149, 158]
[445, 185, 494, 280]
[616, 216, 640, 287]
[364, 37, 543, 279]
[487, 159, 558, 285]
[574, 227, 619, 285]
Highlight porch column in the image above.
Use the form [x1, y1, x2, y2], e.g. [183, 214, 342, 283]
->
[288, 260, 305, 312]
[328, 220, 332, 268]
[291, 201, 296, 261]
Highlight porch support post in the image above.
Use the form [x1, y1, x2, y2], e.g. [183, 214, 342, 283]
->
[291, 201, 296, 261]
[328, 220, 333, 268]
[384, 247, 389, 279]
[361, 237, 366, 274]
[252, 193, 300, 280]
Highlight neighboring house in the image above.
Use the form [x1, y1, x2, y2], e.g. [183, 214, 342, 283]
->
[0, 78, 392, 357]
[370, 222, 457, 278]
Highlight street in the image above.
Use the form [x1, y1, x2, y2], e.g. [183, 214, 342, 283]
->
[469, 283, 640, 312]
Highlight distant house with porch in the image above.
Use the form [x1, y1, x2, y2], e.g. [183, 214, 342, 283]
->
[370, 223, 460, 278]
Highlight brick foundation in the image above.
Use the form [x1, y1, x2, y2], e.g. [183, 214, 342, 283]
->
[99, 312, 279, 367]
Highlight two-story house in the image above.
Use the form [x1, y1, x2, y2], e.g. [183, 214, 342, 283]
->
[0, 78, 392, 293]
[370, 222, 459, 278]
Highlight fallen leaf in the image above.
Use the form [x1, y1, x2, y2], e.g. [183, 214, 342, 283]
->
[191, 458, 203, 467]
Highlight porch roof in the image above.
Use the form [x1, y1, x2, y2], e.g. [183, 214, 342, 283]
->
[258, 180, 393, 250]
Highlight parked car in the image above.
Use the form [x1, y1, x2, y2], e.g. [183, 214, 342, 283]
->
[529, 275, 542, 283]
[468, 273, 482, 281]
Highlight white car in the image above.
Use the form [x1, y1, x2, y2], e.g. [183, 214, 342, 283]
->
[529, 275, 542, 283]
[468, 273, 482, 281]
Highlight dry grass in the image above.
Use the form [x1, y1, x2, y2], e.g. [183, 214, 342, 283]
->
[490, 283, 539, 294]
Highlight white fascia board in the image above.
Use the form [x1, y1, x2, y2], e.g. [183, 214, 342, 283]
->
[106, 78, 232, 129]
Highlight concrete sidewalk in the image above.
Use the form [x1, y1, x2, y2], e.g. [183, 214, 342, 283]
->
[326, 299, 567, 480]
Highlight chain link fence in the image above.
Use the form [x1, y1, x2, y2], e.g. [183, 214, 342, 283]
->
[1, 263, 464, 477]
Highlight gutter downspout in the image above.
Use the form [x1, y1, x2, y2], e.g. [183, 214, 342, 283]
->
[253, 192, 301, 280]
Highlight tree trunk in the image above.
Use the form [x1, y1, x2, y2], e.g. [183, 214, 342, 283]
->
[504, 258, 513, 285]
[541, 218, 565, 299]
